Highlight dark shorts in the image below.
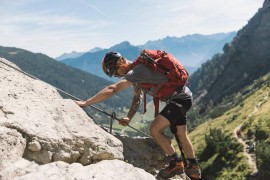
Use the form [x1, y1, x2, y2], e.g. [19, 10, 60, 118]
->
[159, 98, 192, 127]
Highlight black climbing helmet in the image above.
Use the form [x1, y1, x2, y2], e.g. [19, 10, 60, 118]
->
[102, 51, 122, 77]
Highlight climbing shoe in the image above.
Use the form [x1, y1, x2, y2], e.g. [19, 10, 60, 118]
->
[185, 163, 201, 179]
[158, 160, 184, 179]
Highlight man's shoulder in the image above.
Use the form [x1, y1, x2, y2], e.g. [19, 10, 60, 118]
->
[132, 62, 147, 69]
[124, 64, 148, 83]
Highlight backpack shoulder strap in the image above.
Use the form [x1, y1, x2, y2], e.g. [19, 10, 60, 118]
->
[129, 58, 142, 70]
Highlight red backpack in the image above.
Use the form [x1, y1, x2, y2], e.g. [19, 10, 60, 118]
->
[131, 49, 189, 117]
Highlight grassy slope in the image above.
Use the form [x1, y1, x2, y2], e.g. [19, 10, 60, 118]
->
[188, 73, 270, 179]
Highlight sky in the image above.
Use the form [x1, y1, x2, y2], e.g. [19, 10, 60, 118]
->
[0, 0, 265, 58]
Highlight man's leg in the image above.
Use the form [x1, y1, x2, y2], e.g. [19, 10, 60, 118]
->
[150, 114, 184, 178]
[176, 125, 201, 179]
[150, 114, 174, 155]
[176, 125, 195, 158]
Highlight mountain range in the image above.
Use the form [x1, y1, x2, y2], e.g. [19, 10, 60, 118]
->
[60, 32, 236, 81]
[55, 47, 103, 61]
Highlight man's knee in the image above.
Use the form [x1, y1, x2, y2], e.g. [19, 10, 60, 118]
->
[150, 115, 170, 137]
[150, 123, 160, 137]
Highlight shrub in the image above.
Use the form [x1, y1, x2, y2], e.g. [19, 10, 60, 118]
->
[256, 142, 270, 179]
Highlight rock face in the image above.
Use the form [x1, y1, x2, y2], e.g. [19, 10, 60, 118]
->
[0, 127, 26, 170]
[11, 160, 155, 180]
[116, 135, 166, 174]
[116, 135, 191, 180]
[0, 58, 123, 166]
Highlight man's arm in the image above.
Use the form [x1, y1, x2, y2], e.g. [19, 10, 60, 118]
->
[127, 85, 142, 119]
[75, 79, 133, 107]
[119, 85, 142, 126]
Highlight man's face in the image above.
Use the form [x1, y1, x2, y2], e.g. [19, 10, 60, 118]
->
[113, 57, 126, 78]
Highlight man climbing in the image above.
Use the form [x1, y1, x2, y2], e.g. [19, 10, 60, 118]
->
[74, 50, 201, 179]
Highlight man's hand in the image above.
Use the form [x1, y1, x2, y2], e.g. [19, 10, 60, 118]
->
[74, 100, 88, 107]
[119, 117, 131, 126]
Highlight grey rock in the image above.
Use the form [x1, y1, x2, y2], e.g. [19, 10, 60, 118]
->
[0, 127, 26, 170]
[0, 58, 123, 166]
[15, 160, 156, 180]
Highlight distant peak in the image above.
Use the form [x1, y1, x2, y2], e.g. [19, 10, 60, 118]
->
[109, 41, 133, 50]
[88, 47, 103, 53]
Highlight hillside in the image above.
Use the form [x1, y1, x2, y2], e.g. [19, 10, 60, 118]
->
[188, 72, 270, 179]
[0, 46, 133, 120]
[174, 1, 270, 179]
[189, 0, 270, 109]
